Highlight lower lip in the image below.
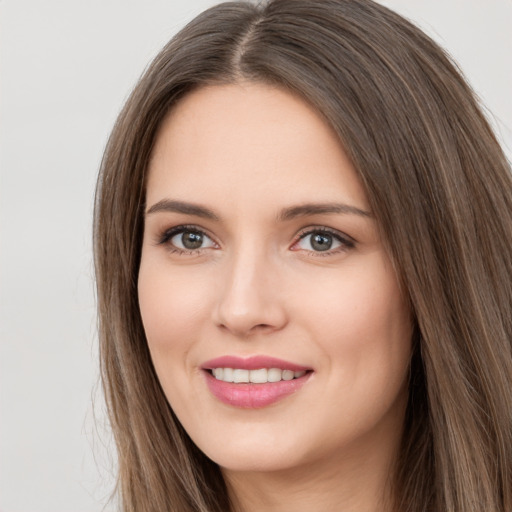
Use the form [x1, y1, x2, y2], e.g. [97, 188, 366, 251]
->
[204, 371, 311, 409]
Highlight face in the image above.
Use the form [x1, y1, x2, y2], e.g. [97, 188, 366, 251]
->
[138, 83, 412, 477]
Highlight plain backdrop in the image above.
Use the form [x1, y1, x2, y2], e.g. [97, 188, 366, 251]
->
[1, 1, 511, 511]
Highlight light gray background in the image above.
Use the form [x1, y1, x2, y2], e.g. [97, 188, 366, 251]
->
[1, 1, 511, 511]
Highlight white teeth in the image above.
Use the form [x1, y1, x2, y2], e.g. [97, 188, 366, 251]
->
[233, 369, 249, 383]
[267, 368, 282, 382]
[223, 367, 234, 382]
[249, 368, 268, 383]
[211, 367, 308, 383]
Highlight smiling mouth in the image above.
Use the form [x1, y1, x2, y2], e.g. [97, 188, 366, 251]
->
[202, 356, 313, 407]
[209, 368, 308, 384]
[204, 368, 312, 408]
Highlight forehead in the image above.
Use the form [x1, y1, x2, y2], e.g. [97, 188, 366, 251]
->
[146, 83, 368, 212]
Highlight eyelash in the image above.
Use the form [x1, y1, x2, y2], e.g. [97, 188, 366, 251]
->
[293, 227, 355, 256]
[157, 224, 218, 255]
[157, 225, 355, 256]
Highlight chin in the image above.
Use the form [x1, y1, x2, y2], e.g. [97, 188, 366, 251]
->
[189, 424, 310, 473]
[213, 447, 306, 474]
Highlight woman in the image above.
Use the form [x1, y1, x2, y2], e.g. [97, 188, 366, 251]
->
[93, 1, 512, 511]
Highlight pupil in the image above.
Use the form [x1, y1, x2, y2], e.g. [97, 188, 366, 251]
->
[182, 231, 203, 249]
[311, 233, 332, 251]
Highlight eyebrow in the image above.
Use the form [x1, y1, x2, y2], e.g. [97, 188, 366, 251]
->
[145, 199, 372, 222]
[278, 203, 372, 221]
[146, 199, 220, 220]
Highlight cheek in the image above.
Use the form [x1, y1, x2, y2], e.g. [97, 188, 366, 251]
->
[137, 257, 213, 358]
[301, 261, 408, 329]
[294, 258, 412, 384]
[137, 257, 219, 419]
[294, 267, 412, 445]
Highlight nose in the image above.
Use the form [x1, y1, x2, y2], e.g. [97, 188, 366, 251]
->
[212, 248, 289, 338]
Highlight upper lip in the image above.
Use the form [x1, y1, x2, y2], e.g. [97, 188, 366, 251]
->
[201, 355, 311, 372]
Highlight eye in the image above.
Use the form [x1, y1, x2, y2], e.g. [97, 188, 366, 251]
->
[159, 226, 217, 253]
[292, 228, 354, 254]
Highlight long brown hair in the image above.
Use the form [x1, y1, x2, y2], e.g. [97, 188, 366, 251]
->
[94, 1, 512, 510]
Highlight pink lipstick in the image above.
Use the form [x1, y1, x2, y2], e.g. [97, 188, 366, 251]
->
[201, 356, 312, 409]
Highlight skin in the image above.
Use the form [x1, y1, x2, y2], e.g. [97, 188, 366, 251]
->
[138, 83, 413, 512]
